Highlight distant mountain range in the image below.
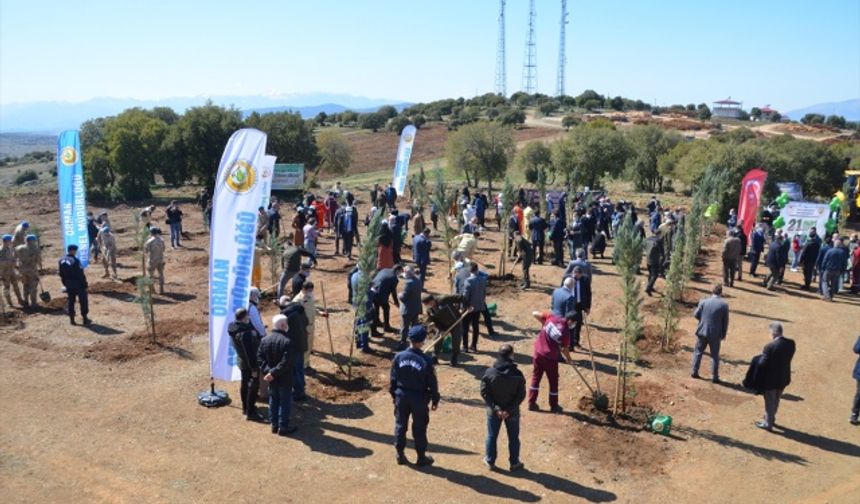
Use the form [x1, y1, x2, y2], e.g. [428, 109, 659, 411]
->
[0, 93, 411, 133]
[784, 98, 859, 121]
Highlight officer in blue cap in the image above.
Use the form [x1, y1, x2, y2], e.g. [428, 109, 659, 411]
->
[390, 324, 440, 467]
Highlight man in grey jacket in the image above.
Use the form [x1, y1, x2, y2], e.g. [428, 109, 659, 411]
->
[691, 284, 730, 383]
[398, 266, 423, 350]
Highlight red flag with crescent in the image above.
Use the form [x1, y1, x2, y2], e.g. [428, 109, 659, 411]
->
[738, 168, 767, 239]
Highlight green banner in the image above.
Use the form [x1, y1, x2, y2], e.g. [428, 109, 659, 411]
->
[271, 163, 304, 190]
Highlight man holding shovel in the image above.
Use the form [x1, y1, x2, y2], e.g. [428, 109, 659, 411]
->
[528, 310, 576, 413]
[422, 293, 468, 366]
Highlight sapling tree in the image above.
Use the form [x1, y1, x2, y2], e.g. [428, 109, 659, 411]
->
[613, 213, 644, 415]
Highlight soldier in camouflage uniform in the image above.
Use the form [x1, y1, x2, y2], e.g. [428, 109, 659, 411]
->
[15, 234, 41, 308]
[0, 235, 24, 307]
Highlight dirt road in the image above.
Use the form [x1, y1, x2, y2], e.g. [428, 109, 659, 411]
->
[1, 189, 858, 503]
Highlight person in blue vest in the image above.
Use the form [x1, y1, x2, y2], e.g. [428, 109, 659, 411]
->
[390, 324, 440, 466]
[412, 228, 432, 283]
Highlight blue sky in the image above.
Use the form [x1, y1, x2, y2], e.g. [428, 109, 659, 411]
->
[0, 0, 858, 111]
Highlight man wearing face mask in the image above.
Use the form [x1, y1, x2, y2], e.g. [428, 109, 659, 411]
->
[527, 310, 576, 413]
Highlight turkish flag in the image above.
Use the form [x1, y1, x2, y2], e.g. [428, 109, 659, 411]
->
[738, 168, 768, 239]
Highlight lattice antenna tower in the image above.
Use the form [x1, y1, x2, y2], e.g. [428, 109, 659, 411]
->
[494, 0, 507, 96]
[522, 0, 537, 94]
[556, 0, 569, 97]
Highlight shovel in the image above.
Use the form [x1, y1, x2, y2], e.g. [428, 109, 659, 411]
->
[38, 280, 51, 303]
[563, 354, 610, 411]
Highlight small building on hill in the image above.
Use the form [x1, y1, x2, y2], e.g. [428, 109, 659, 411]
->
[712, 98, 744, 119]
[760, 105, 781, 121]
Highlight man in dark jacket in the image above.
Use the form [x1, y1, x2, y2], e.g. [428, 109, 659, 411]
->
[643, 233, 664, 296]
[755, 322, 796, 431]
[749, 225, 766, 277]
[423, 293, 466, 366]
[385, 183, 398, 209]
[335, 203, 360, 259]
[390, 325, 439, 466]
[480, 344, 526, 471]
[228, 308, 264, 422]
[568, 267, 592, 350]
[258, 315, 297, 435]
[372, 265, 401, 336]
[850, 335, 860, 425]
[58, 244, 91, 326]
[412, 228, 432, 283]
[529, 211, 548, 264]
[763, 236, 785, 291]
[798, 227, 822, 290]
[280, 300, 310, 402]
[815, 235, 833, 294]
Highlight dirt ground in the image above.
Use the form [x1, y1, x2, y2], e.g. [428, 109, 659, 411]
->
[1, 187, 859, 504]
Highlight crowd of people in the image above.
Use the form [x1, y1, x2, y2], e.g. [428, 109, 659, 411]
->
[5, 178, 858, 471]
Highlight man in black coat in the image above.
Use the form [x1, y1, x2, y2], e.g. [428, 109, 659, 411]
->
[480, 344, 526, 471]
[228, 308, 264, 422]
[763, 236, 785, 291]
[755, 322, 796, 431]
[280, 300, 310, 402]
[58, 244, 91, 326]
[798, 227, 822, 290]
[258, 315, 297, 435]
[529, 211, 548, 265]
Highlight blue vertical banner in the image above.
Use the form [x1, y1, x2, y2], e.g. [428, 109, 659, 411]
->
[392, 125, 417, 195]
[57, 130, 90, 267]
[208, 128, 268, 381]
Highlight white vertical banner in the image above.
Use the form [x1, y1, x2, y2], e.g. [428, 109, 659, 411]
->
[392, 124, 417, 195]
[208, 128, 268, 381]
[260, 154, 276, 209]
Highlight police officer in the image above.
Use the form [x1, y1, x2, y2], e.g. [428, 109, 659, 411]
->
[144, 227, 166, 294]
[390, 325, 440, 466]
[99, 226, 118, 279]
[15, 234, 41, 308]
[0, 234, 24, 307]
[58, 244, 90, 325]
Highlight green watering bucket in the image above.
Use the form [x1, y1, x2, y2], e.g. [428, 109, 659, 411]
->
[649, 415, 673, 435]
[487, 303, 498, 316]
